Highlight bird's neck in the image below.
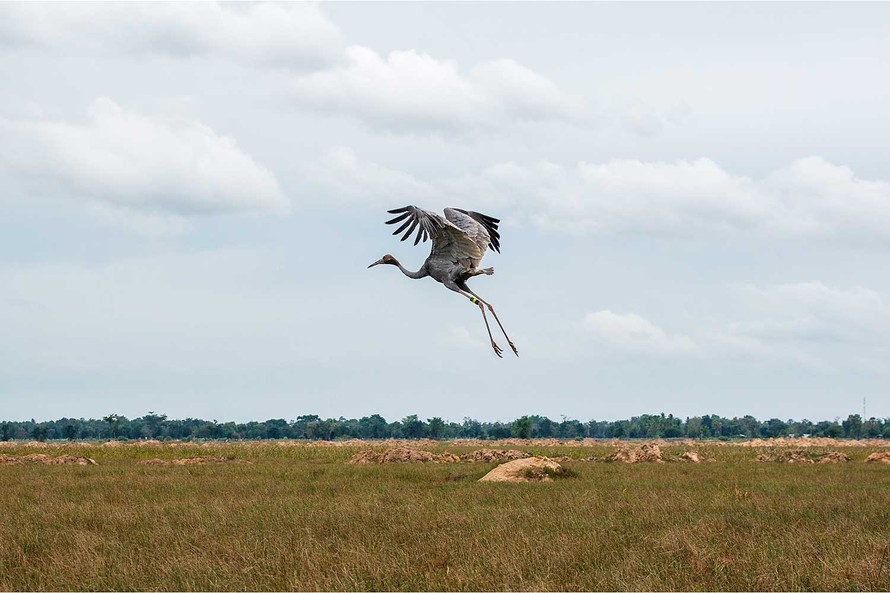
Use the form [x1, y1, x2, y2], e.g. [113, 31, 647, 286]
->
[394, 259, 427, 279]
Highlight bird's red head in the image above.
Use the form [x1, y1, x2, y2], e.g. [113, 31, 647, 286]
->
[368, 254, 397, 268]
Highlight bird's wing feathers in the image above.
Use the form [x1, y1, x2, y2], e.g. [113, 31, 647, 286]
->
[444, 208, 501, 254]
[385, 205, 451, 246]
[385, 205, 500, 266]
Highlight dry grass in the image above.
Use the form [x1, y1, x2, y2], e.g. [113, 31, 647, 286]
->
[0, 441, 888, 591]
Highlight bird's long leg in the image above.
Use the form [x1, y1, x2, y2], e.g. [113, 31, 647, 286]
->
[447, 283, 502, 358]
[477, 301, 503, 358]
[464, 289, 518, 357]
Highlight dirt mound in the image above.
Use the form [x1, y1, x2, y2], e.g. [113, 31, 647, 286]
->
[679, 451, 701, 463]
[756, 449, 816, 463]
[611, 443, 664, 463]
[478, 457, 565, 483]
[0, 454, 97, 465]
[729, 437, 890, 448]
[348, 447, 460, 464]
[755, 449, 849, 463]
[138, 456, 250, 466]
[865, 452, 890, 464]
[460, 449, 530, 463]
[346, 449, 382, 464]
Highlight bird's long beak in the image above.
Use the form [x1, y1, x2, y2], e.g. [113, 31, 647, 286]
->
[368, 259, 383, 268]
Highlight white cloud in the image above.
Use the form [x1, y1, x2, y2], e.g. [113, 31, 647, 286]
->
[0, 2, 344, 71]
[621, 105, 664, 137]
[0, 97, 288, 220]
[581, 283, 890, 372]
[620, 100, 692, 137]
[523, 156, 890, 242]
[468, 59, 584, 122]
[582, 310, 698, 356]
[711, 282, 890, 373]
[304, 147, 437, 207]
[522, 157, 772, 236]
[729, 282, 890, 344]
[313, 149, 890, 246]
[86, 202, 193, 237]
[290, 46, 585, 133]
[759, 157, 890, 241]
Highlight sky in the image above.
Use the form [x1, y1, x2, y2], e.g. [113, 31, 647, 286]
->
[1, 2, 889, 423]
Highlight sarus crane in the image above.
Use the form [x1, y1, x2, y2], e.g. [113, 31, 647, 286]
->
[368, 205, 519, 358]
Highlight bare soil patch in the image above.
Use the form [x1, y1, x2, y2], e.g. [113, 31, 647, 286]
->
[0, 454, 97, 465]
[610, 443, 665, 463]
[865, 452, 890, 464]
[755, 449, 850, 464]
[729, 437, 890, 448]
[348, 447, 460, 464]
[477, 457, 565, 483]
[459, 448, 529, 463]
[348, 447, 537, 464]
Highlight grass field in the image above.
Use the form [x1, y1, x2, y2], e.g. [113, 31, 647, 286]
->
[1, 441, 888, 591]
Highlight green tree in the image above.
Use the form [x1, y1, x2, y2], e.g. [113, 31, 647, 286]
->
[364, 414, 389, 439]
[103, 414, 121, 439]
[460, 418, 482, 438]
[143, 412, 167, 439]
[610, 421, 627, 438]
[761, 418, 787, 438]
[862, 419, 881, 438]
[536, 417, 553, 438]
[842, 414, 862, 439]
[427, 417, 445, 440]
[32, 425, 49, 441]
[512, 416, 532, 439]
[824, 422, 843, 438]
[264, 418, 289, 439]
[316, 419, 334, 440]
[401, 415, 425, 439]
[62, 423, 78, 441]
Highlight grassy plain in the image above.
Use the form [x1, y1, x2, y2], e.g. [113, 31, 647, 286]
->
[1, 441, 888, 591]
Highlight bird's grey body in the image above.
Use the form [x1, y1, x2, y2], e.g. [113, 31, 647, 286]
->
[369, 205, 517, 357]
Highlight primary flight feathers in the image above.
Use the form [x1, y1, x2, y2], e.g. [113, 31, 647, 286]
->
[385, 205, 501, 253]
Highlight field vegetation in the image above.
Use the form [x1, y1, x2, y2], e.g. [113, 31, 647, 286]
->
[1, 440, 888, 591]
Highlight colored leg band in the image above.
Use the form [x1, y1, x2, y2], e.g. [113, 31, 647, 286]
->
[469, 296, 479, 304]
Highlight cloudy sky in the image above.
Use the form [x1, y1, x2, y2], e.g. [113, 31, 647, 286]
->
[1, 2, 889, 423]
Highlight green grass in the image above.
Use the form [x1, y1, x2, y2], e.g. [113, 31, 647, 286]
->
[1, 442, 888, 591]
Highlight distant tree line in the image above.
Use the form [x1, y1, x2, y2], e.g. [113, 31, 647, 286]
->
[1, 412, 888, 442]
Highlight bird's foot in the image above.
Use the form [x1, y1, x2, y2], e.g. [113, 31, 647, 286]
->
[508, 341, 519, 357]
[490, 340, 503, 358]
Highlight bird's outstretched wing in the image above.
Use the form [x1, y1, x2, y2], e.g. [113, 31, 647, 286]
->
[385, 205, 448, 246]
[444, 208, 501, 254]
[385, 205, 485, 265]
